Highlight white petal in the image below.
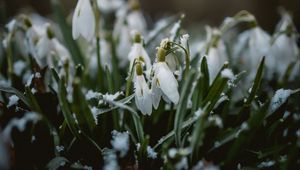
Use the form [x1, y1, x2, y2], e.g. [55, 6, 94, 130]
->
[151, 76, 162, 109]
[72, 0, 82, 39]
[127, 11, 147, 34]
[155, 63, 179, 104]
[134, 76, 152, 115]
[73, 0, 95, 41]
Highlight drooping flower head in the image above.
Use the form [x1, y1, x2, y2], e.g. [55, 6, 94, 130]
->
[128, 31, 151, 71]
[134, 61, 152, 115]
[151, 46, 180, 109]
[72, 0, 95, 41]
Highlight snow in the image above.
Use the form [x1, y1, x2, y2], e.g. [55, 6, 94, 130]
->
[194, 108, 204, 118]
[103, 91, 123, 102]
[13, 60, 26, 76]
[221, 68, 235, 80]
[270, 89, 292, 113]
[191, 160, 220, 170]
[3, 112, 41, 141]
[7, 95, 19, 107]
[91, 107, 99, 124]
[103, 149, 119, 170]
[147, 146, 157, 159]
[35, 72, 41, 78]
[111, 130, 129, 157]
[258, 160, 275, 168]
[168, 148, 177, 158]
[208, 115, 223, 128]
[175, 157, 188, 170]
[56, 145, 64, 152]
[85, 90, 101, 100]
[26, 74, 34, 87]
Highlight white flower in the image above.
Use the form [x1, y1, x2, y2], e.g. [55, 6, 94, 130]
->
[116, 25, 131, 67]
[128, 33, 151, 71]
[97, 0, 124, 12]
[127, 10, 147, 35]
[269, 11, 299, 78]
[233, 26, 271, 77]
[134, 64, 152, 115]
[202, 28, 228, 82]
[72, 0, 95, 41]
[152, 47, 179, 107]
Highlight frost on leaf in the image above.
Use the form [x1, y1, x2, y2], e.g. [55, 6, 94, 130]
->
[3, 112, 41, 141]
[270, 89, 292, 113]
[7, 95, 19, 107]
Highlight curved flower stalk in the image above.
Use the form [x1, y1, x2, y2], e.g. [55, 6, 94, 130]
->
[269, 10, 299, 79]
[134, 62, 152, 115]
[72, 0, 95, 42]
[151, 47, 180, 109]
[128, 32, 152, 72]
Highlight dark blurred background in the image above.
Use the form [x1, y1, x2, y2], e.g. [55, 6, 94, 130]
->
[0, 0, 299, 33]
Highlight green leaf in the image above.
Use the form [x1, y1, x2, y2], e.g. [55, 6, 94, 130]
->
[245, 56, 265, 106]
[72, 78, 96, 136]
[57, 78, 80, 138]
[0, 85, 29, 106]
[225, 101, 270, 164]
[201, 62, 229, 112]
[25, 87, 43, 113]
[105, 98, 144, 143]
[174, 69, 196, 147]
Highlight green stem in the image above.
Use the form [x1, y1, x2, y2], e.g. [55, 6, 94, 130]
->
[169, 42, 190, 78]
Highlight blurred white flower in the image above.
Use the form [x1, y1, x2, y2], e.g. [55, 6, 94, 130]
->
[269, 11, 299, 78]
[205, 28, 227, 82]
[97, 0, 124, 12]
[72, 0, 95, 41]
[128, 32, 151, 71]
[127, 10, 147, 35]
[134, 63, 152, 115]
[233, 26, 271, 78]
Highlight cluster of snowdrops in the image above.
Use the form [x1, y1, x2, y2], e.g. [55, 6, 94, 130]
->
[0, 0, 299, 169]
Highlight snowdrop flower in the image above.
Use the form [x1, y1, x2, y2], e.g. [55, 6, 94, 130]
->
[116, 25, 131, 67]
[160, 38, 178, 72]
[35, 24, 71, 67]
[205, 28, 227, 82]
[127, 0, 147, 34]
[233, 20, 271, 78]
[114, 0, 146, 38]
[134, 62, 152, 115]
[128, 32, 151, 71]
[97, 0, 124, 13]
[152, 47, 180, 108]
[72, 0, 95, 41]
[269, 11, 299, 78]
[23, 18, 42, 59]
